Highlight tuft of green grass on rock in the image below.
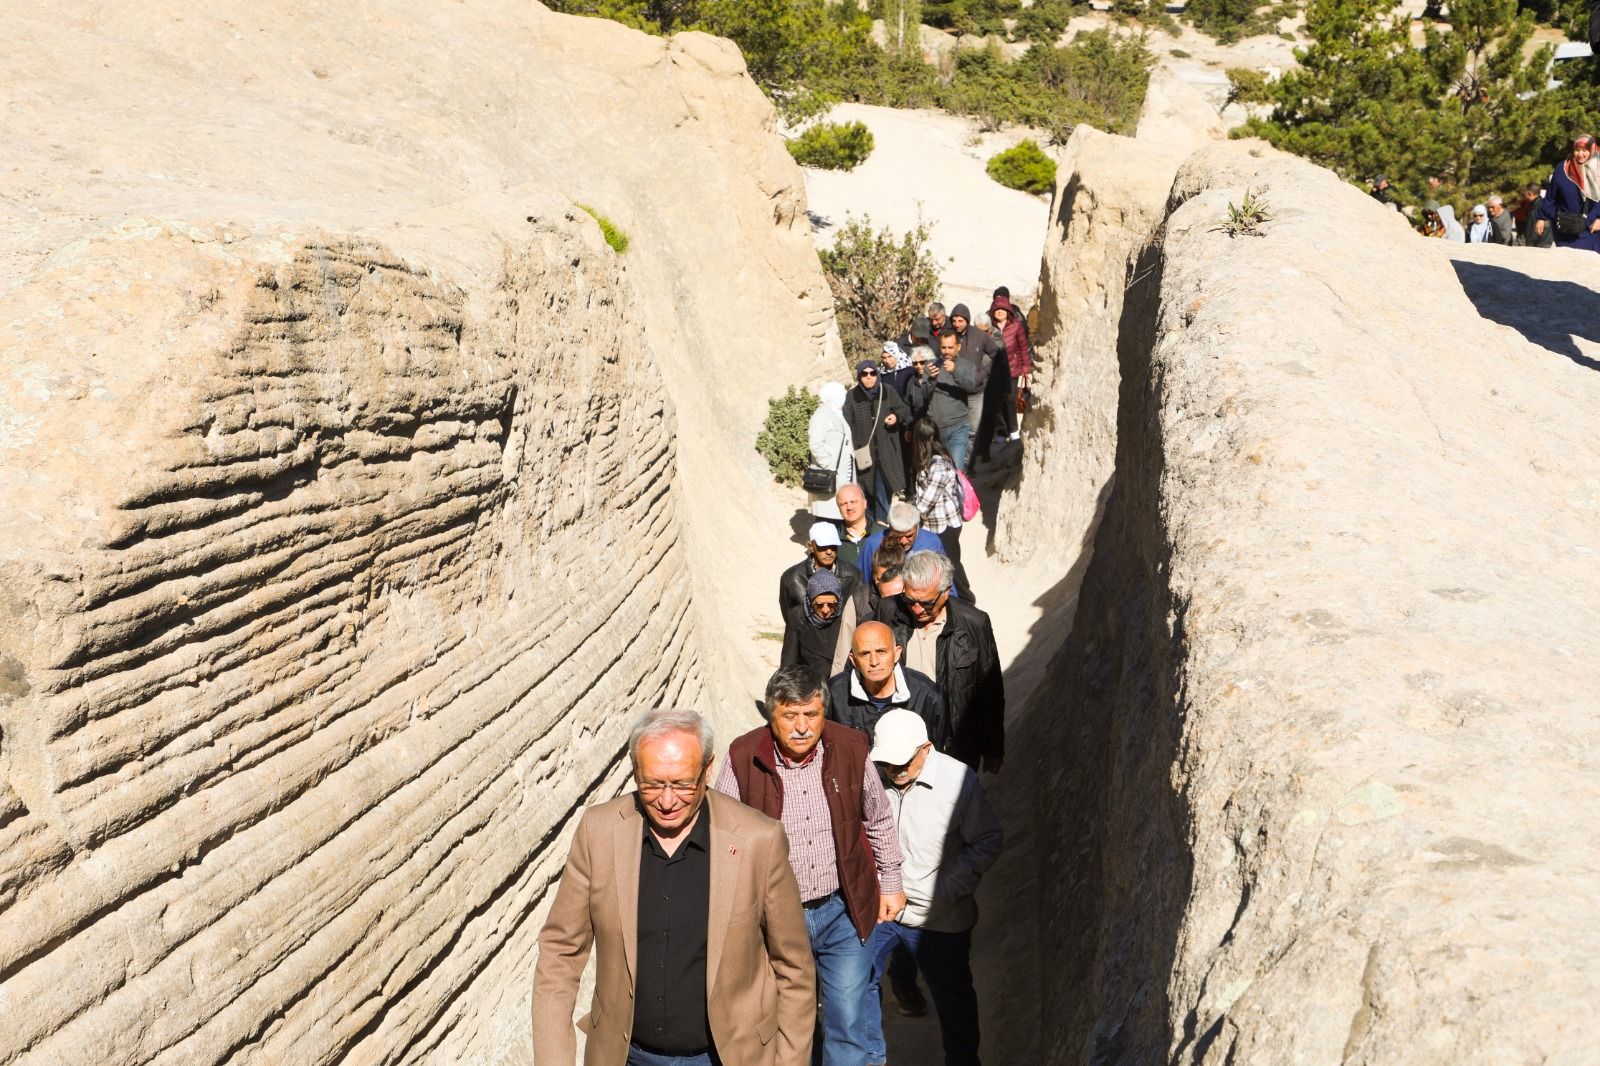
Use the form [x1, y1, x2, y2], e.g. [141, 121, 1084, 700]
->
[577, 204, 630, 254]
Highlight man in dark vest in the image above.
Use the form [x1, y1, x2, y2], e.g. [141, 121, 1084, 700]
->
[715, 665, 906, 1066]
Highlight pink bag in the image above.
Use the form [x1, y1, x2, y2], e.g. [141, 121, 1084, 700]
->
[957, 469, 980, 522]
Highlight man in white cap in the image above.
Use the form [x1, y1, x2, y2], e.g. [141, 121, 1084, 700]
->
[862, 709, 1002, 1066]
[780, 520, 868, 621]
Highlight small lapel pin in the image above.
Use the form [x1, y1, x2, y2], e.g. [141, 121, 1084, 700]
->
[729, 846, 738, 856]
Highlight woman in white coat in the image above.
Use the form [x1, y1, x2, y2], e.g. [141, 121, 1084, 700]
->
[808, 381, 854, 520]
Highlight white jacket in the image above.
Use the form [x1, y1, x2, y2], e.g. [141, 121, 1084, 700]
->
[884, 750, 1002, 932]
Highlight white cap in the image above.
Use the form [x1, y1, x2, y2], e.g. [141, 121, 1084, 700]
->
[868, 709, 929, 765]
[808, 521, 842, 547]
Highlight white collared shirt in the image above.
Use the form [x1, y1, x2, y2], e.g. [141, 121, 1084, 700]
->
[849, 663, 912, 705]
[884, 749, 1002, 932]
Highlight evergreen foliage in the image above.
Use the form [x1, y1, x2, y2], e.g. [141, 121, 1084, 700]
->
[923, 0, 1022, 36]
[1013, 0, 1079, 43]
[818, 217, 942, 363]
[756, 386, 821, 487]
[1238, 0, 1600, 210]
[987, 139, 1059, 193]
[1186, 0, 1286, 43]
[549, 0, 1154, 141]
[787, 121, 877, 170]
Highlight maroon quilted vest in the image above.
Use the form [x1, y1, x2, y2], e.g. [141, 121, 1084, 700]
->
[727, 721, 881, 942]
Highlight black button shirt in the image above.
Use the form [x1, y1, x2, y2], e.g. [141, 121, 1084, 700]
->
[632, 804, 713, 1054]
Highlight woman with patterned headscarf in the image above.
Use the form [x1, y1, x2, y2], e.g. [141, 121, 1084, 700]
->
[1535, 134, 1600, 247]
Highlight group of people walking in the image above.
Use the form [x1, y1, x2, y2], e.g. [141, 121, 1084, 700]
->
[804, 287, 1034, 620]
[1385, 133, 1600, 250]
[533, 292, 1025, 1064]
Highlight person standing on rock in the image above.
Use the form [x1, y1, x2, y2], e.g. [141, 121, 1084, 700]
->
[780, 522, 869, 622]
[807, 382, 854, 522]
[715, 666, 907, 1066]
[846, 360, 911, 527]
[907, 332, 984, 471]
[532, 709, 817, 1066]
[885, 552, 1003, 773]
[984, 295, 1031, 448]
[1466, 205, 1493, 243]
[781, 569, 859, 683]
[827, 621, 948, 749]
[832, 483, 882, 572]
[862, 709, 1002, 1066]
[1534, 134, 1600, 247]
[1485, 196, 1516, 245]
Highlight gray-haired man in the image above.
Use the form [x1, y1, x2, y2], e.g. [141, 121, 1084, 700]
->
[533, 709, 816, 1066]
[887, 552, 1005, 773]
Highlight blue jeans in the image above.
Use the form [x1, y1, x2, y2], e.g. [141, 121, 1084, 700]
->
[627, 1045, 719, 1066]
[869, 464, 895, 527]
[939, 421, 971, 473]
[803, 892, 874, 1066]
[864, 923, 980, 1065]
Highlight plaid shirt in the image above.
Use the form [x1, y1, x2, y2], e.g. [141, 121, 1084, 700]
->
[913, 455, 963, 533]
[714, 739, 903, 901]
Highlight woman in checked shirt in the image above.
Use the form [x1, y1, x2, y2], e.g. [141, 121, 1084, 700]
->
[908, 417, 974, 603]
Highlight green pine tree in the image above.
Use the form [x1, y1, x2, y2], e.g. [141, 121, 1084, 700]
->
[1239, 0, 1598, 210]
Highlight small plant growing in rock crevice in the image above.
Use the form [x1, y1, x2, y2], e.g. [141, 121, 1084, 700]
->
[577, 204, 630, 254]
[1215, 187, 1273, 237]
[756, 386, 820, 487]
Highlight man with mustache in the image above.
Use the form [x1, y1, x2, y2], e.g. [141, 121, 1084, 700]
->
[716, 666, 907, 1066]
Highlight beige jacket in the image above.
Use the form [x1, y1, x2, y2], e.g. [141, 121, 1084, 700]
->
[532, 790, 816, 1066]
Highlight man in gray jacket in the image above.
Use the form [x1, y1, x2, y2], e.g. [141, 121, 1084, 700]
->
[945, 303, 1000, 468]
[907, 331, 985, 471]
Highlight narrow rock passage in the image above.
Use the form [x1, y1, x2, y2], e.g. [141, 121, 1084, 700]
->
[874, 438, 1095, 1064]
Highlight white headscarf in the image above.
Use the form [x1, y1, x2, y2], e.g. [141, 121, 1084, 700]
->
[819, 381, 847, 412]
[1437, 204, 1466, 242]
[1467, 205, 1491, 243]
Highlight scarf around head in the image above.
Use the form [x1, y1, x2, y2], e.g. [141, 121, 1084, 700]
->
[856, 360, 881, 399]
[804, 569, 843, 629]
[1468, 206, 1491, 242]
[1566, 137, 1600, 200]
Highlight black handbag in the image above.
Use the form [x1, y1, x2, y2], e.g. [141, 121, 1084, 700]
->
[1556, 210, 1586, 239]
[802, 431, 848, 494]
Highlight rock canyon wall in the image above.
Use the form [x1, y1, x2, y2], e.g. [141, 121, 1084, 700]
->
[1018, 139, 1600, 1063]
[0, 3, 837, 1062]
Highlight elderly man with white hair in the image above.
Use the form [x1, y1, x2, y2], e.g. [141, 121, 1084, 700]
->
[886, 551, 1004, 773]
[533, 709, 817, 1066]
[1485, 194, 1516, 245]
[862, 708, 1003, 1066]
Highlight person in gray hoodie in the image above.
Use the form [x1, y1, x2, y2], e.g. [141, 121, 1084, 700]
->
[907, 331, 984, 471]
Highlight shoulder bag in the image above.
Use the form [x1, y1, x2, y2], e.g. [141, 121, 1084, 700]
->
[803, 427, 848, 495]
[1556, 210, 1586, 240]
[853, 388, 882, 472]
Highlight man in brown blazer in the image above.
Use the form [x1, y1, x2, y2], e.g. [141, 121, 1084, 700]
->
[533, 709, 816, 1066]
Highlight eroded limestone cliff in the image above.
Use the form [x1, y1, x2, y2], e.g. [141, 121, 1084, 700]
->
[0, 3, 837, 1062]
[1018, 140, 1600, 1064]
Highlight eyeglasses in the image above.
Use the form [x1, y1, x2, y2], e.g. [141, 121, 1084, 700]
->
[637, 768, 706, 799]
[859, 370, 878, 378]
[902, 591, 942, 609]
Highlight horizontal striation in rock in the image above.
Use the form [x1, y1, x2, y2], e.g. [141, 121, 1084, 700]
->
[0, 222, 705, 1064]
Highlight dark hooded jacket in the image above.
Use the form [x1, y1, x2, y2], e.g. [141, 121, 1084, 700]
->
[778, 558, 868, 620]
[845, 379, 912, 496]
